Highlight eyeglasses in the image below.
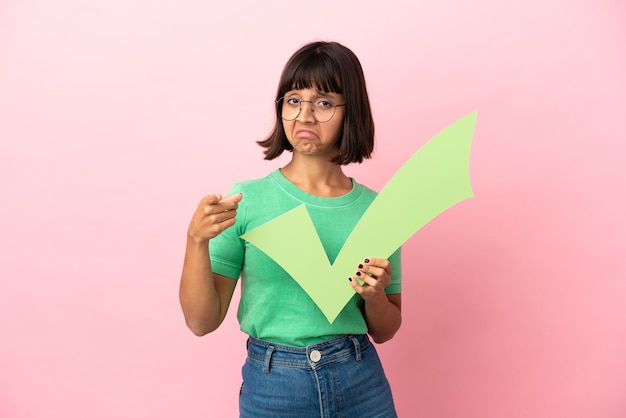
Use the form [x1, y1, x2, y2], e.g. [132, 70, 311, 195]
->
[276, 97, 346, 123]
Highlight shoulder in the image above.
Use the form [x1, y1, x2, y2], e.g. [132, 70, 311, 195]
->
[352, 179, 378, 202]
[228, 171, 278, 195]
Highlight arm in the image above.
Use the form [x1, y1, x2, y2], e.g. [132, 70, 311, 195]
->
[179, 193, 243, 336]
[349, 257, 402, 344]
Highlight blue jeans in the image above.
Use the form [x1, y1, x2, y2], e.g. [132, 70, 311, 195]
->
[239, 334, 397, 418]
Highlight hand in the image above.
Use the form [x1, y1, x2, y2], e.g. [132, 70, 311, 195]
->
[187, 193, 243, 244]
[349, 257, 392, 303]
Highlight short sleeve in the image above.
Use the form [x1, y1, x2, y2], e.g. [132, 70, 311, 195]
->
[385, 247, 402, 294]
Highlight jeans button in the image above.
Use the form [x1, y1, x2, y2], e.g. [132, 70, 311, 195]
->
[309, 349, 322, 362]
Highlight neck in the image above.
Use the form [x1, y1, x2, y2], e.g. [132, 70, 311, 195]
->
[281, 155, 352, 197]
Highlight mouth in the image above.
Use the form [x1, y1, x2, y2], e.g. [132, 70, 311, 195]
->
[295, 129, 318, 139]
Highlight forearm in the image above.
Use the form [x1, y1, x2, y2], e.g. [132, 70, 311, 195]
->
[364, 294, 401, 344]
[179, 239, 222, 336]
[180, 192, 242, 336]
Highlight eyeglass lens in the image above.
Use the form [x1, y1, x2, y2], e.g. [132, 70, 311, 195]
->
[278, 98, 340, 123]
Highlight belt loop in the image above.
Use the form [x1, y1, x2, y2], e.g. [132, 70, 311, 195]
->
[263, 345, 275, 373]
[350, 335, 362, 362]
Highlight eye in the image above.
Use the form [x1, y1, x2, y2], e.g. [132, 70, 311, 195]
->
[316, 100, 333, 107]
[286, 97, 300, 105]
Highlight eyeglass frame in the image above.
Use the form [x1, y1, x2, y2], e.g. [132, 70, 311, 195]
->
[276, 96, 346, 123]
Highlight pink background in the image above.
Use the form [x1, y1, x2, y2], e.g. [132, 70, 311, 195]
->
[1, 1, 625, 417]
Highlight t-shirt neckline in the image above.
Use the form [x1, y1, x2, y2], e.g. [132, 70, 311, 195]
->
[270, 169, 362, 208]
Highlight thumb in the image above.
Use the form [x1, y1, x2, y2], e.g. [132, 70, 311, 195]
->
[203, 193, 223, 205]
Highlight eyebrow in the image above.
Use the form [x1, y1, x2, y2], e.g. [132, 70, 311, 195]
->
[285, 89, 336, 99]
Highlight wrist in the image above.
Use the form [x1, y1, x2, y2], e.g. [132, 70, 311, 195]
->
[187, 234, 209, 247]
[363, 292, 390, 308]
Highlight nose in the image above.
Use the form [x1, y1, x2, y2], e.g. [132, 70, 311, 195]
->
[296, 101, 316, 123]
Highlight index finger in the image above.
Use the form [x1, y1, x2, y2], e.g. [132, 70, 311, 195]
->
[217, 193, 243, 211]
[220, 193, 243, 204]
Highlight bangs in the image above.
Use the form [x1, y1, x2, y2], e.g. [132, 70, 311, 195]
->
[281, 52, 343, 95]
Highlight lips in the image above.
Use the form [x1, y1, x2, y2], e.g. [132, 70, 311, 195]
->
[295, 129, 318, 139]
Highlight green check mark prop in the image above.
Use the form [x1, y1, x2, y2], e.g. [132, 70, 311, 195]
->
[241, 111, 477, 323]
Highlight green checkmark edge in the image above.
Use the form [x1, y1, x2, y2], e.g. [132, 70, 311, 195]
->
[240, 111, 477, 323]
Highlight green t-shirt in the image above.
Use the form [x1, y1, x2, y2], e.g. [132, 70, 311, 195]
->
[209, 169, 402, 347]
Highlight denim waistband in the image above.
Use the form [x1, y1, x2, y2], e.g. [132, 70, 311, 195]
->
[246, 334, 370, 372]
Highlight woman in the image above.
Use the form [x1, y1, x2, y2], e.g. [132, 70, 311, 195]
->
[180, 41, 402, 418]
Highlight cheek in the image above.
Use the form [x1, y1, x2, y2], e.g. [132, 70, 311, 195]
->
[330, 120, 344, 142]
[282, 120, 294, 140]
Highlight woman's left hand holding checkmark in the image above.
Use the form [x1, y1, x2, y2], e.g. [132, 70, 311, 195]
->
[349, 257, 392, 302]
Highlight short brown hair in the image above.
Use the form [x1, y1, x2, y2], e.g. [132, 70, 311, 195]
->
[257, 41, 375, 165]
